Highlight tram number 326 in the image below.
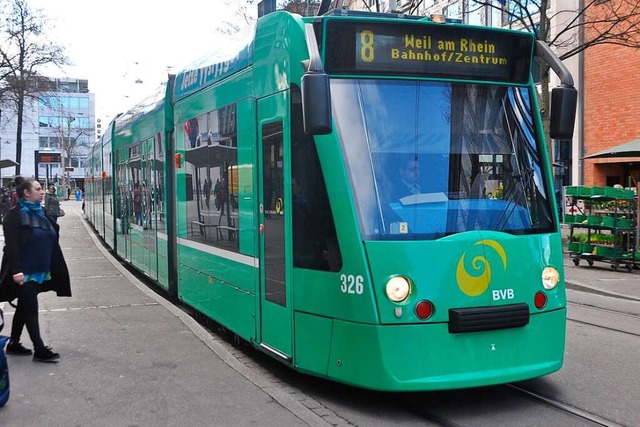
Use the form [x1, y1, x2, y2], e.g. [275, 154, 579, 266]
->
[340, 274, 364, 295]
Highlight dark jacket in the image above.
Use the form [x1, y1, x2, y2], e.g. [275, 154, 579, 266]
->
[44, 193, 61, 217]
[0, 206, 71, 302]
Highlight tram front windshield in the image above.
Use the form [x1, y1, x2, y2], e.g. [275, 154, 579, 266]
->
[331, 79, 554, 241]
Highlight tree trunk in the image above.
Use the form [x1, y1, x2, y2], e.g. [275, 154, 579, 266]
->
[537, 0, 552, 163]
[14, 92, 24, 175]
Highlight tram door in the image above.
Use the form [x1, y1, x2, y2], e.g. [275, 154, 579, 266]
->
[141, 138, 158, 279]
[257, 94, 292, 360]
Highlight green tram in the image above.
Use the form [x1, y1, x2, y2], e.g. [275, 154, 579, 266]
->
[86, 8, 577, 391]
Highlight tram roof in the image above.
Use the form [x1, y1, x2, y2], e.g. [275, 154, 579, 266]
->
[114, 82, 167, 131]
[173, 24, 255, 102]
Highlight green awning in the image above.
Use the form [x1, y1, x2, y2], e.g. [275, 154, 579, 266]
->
[582, 138, 640, 159]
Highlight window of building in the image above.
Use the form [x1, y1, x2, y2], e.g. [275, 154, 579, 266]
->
[77, 117, 90, 128]
[58, 82, 75, 92]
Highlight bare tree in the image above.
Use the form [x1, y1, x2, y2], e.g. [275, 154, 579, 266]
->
[219, 0, 362, 32]
[487, 0, 640, 153]
[219, 0, 258, 34]
[0, 0, 67, 174]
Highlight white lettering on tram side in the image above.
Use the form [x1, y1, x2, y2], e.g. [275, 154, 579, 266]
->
[180, 70, 199, 90]
[340, 274, 364, 295]
[492, 289, 515, 301]
[199, 61, 231, 86]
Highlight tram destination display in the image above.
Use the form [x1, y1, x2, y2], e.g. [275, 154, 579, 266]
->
[325, 20, 533, 83]
[37, 151, 62, 164]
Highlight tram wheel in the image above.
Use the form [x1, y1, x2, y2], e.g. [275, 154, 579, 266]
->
[572, 258, 579, 266]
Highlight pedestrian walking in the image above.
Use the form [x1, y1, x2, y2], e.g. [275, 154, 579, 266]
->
[44, 185, 62, 223]
[0, 178, 71, 362]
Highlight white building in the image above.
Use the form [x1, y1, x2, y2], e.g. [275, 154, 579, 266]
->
[0, 77, 96, 188]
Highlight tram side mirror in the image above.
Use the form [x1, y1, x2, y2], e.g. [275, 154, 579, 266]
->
[549, 86, 578, 141]
[301, 71, 332, 135]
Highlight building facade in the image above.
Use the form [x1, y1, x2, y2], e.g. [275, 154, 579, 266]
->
[583, 0, 640, 187]
[0, 77, 95, 188]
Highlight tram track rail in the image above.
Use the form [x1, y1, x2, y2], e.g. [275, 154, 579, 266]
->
[567, 317, 640, 338]
[568, 301, 640, 318]
[567, 301, 640, 338]
[507, 384, 627, 427]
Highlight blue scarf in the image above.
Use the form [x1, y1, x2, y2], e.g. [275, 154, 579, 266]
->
[18, 198, 52, 230]
[17, 197, 55, 282]
[18, 198, 45, 217]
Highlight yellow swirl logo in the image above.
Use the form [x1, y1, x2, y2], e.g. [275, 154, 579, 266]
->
[456, 240, 507, 296]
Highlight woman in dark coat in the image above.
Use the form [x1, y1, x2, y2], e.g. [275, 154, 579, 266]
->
[0, 178, 71, 362]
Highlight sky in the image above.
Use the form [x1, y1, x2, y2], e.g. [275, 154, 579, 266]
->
[29, 0, 256, 122]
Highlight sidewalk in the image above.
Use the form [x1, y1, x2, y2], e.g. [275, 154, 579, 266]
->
[0, 200, 325, 426]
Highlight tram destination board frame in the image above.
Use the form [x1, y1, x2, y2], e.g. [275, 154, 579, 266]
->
[37, 151, 62, 164]
[324, 20, 533, 83]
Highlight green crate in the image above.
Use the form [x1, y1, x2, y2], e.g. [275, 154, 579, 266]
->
[604, 187, 618, 198]
[579, 243, 594, 254]
[601, 216, 616, 227]
[574, 214, 587, 224]
[565, 186, 578, 196]
[586, 215, 602, 225]
[593, 245, 624, 258]
[616, 218, 633, 229]
[617, 188, 635, 200]
[564, 214, 575, 224]
[592, 187, 606, 196]
[576, 186, 593, 197]
[567, 241, 580, 252]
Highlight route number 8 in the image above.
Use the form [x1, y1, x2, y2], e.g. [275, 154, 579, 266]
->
[360, 30, 374, 63]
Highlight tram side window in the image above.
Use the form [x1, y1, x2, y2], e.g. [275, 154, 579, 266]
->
[291, 86, 343, 272]
[182, 103, 240, 252]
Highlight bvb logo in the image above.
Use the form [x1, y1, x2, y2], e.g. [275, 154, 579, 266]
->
[456, 240, 507, 296]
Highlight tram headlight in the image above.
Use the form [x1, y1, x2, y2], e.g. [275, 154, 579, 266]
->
[385, 276, 411, 302]
[541, 267, 560, 290]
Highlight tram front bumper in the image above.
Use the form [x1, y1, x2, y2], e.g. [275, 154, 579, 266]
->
[325, 308, 566, 391]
